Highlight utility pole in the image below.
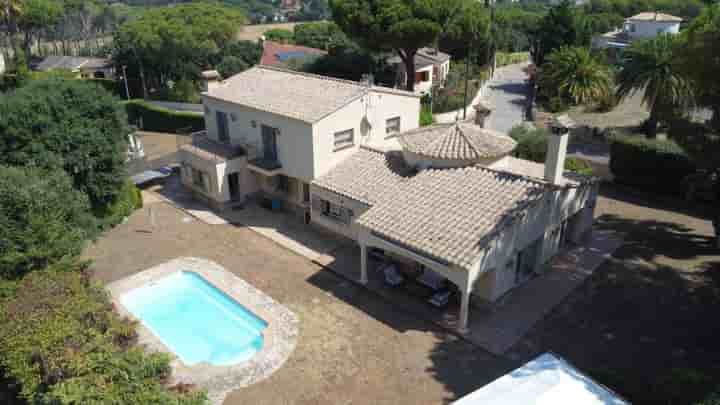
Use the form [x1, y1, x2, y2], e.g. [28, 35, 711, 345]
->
[121, 65, 130, 100]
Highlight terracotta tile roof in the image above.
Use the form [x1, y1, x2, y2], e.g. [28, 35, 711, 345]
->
[398, 122, 517, 161]
[356, 165, 548, 270]
[628, 12, 682, 22]
[205, 65, 418, 123]
[260, 40, 327, 67]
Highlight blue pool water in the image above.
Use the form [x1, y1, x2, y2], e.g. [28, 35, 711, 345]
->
[120, 271, 267, 366]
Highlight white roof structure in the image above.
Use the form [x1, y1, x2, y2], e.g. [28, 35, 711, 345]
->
[628, 12, 682, 22]
[452, 353, 629, 405]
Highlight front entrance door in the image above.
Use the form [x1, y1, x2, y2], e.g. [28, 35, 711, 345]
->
[261, 125, 278, 161]
[228, 172, 240, 201]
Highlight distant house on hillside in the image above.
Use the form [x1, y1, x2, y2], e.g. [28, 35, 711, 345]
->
[32, 55, 115, 79]
[260, 40, 327, 68]
[388, 47, 451, 95]
[592, 12, 682, 61]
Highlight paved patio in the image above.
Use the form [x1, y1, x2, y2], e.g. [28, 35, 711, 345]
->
[147, 174, 623, 355]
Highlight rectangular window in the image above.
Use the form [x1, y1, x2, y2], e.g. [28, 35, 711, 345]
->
[191, 167, 207, 192]
[277, 174, 289, 192]
[216, 111, 230, 143]
[261, 125, 279, 160]
[320, 199, 352, 223]
[386, 117, 401, 136]
[333, 129, 354, 151]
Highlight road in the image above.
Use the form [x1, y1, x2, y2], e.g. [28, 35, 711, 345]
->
[484, 63, 530, 134]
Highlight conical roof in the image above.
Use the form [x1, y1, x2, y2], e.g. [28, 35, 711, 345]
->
[398, 122, 516, 161]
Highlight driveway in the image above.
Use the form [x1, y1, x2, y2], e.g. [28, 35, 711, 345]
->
[484, 63, 529, 134]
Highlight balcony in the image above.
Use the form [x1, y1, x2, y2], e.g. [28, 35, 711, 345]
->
[248, 157, 283, 176]
[179, 131, 245, 163]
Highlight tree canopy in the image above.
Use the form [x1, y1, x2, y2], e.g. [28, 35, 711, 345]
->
[0, 78, 130, 209]
[113, 2, 245, 98]
[539, 46, 613, 106]
[529, 0, 590, 66]
[330, 0, 442, 91]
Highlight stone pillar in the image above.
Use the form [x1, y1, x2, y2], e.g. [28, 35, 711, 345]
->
[459, 288, 471, 333]
[360, 244, 368, 285]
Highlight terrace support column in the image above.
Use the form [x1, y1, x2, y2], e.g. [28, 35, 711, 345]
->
[459, 288, 471, 333]
[360, 243, 368, 285]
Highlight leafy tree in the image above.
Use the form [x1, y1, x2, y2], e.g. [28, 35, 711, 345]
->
[539, 46, 613, 106]
[616, 34, 694, 138]
[218, 55, 249, 78]
[16, 0, 63, 60]
[0, 166, 95, 279]
[218, 40, 262, 66]
[330, 0, 442, 91]
[0, 78, 130, 209]
[293, 21, 347, 49]
[529, 0, 590, 66]
[113, 2, 245, 98]
[263, 28, 294, 44]
[675, 4, 720, 130]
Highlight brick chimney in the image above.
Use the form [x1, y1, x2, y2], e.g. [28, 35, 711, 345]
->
[545, 115, 575, 185]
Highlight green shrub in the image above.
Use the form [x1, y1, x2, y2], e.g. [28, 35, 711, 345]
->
[546, 96, 570, 113]
[496, 52, 529, 67]
[420, 104, 435, 126]
[0, 166, 96, 279]
[509, 125, 594, 175]
[96, 180, 143, 228]
[609, 134, 696, 194]
[0, 265, 207, 404]
[123, 99, 205, 133]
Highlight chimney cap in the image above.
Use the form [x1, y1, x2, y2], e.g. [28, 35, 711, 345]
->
[550, 114, 576, 135]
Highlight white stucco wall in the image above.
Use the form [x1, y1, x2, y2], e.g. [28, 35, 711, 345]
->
[309, 185, 371, 240]
[625, 20, 680, 39]
[312, 90, 420, 177]
[202, 96, 316, 181]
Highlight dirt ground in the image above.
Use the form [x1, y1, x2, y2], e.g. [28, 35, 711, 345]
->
[236, 22, 299, 42]
[510, 184, 720, 404]
[83, 200, 513, 405]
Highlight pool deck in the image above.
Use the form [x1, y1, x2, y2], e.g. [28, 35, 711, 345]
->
[107, 257, 299, 404]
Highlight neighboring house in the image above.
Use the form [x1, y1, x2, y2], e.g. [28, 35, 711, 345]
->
[32, 55, 115, 79]
[311, 120, 598, 330]
[388, 47, 451, 95]
[178, 65, 420, 213]
[592, 12, 682, 60]
[280, 0, 302, 11]
[260, 40, 327, 68]
[452, 352, 629, 404]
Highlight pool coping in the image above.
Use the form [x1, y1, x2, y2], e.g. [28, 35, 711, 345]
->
[107, 257, 299, 404]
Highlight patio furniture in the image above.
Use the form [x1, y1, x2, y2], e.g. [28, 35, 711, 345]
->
[429, 289, 451, 308]
[383, 263, 404, 287]
[417, 268, 446, 291]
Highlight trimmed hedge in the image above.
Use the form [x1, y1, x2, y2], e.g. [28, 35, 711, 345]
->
[609, 135, 696, 195]
[509, 125, 594, 176]
[0, 264, 207, 404]
[96, 180, 143, 229]
[123, 99, 205, 133]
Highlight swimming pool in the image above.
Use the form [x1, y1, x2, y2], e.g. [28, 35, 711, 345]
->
[120, 271, 267, 366]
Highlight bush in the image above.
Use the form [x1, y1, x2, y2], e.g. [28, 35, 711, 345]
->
[609, 134, 696, 195]
[0, 77, 131, 210]
[509, 125, 594, 175]
[496, 52, 529, 67]
[0, 265, 207, 404]
[124, 99, 205, 133]
[263, 28, 294, 43]
[0, 166, 96, 279]
[420, 104, 435, 126]
[96, 180, 143, 228]
[546, 96, 570, 113]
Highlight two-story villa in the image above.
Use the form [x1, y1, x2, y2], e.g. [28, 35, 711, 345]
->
[592, 12, 682, 60]
[179, 65, 420, 215]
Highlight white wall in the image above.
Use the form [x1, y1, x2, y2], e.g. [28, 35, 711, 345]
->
[310, 185, 371, 240]
[202, 96, 316, 181]
[312, 90, 420, 177]
[625, 20, 680, 39]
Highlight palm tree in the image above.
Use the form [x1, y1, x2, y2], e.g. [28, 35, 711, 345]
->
[616, 34, 694, 138]
[539, 46, 613, 106]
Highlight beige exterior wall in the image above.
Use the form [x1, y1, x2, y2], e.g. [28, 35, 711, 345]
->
[202, 96, 316, 181]
[309, 185, 371, 240]
[312, 91, 420, 177]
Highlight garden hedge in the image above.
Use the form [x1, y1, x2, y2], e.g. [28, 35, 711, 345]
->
[609, 135, 696, 195]
[123, 99, 205, 133]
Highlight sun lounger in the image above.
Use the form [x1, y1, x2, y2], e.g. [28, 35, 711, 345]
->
[428, 289, 451, 308]
[417, 268, 446, 291]
[383, 264, 404, 287]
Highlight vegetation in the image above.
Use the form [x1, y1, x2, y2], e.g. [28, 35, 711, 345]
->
[0, 166, 95, 279]
[263, 28, 294, 44]
[609, 133, 695, 194]
[293, 21, 346, 50]
[124, 100, 205, 134]
[420, 104, 435, 126]
[430, 61, 487, 114]
[508, 125, 593, 176]
[0, 265, 207, 404]
[539, 46, 613, 107]
[495, 52, 529, 67]
[113, 2, 245, 99]
[528, 1, 591, 67]
[0, 78, 130, 210]
[616, 34, 694, 138]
